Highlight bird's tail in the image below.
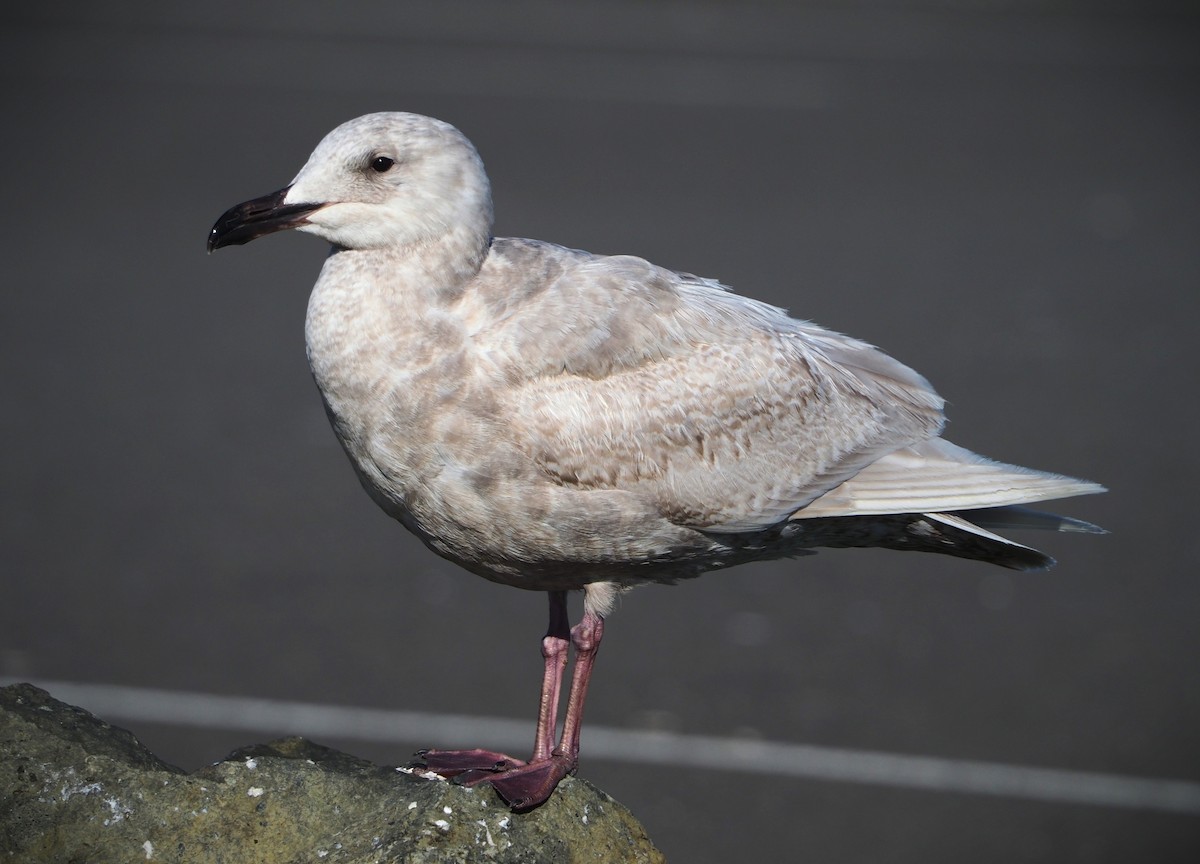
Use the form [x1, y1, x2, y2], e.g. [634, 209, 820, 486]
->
[788, 505, 1105, 571]
[783, 437, 1105, 569]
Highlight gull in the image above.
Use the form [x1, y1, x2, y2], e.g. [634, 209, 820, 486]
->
[208, 112, 1104, 810]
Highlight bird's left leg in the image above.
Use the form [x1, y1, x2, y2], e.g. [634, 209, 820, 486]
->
[413, 591, 571, 779]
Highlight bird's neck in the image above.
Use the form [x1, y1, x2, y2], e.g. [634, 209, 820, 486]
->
[329, 222, 490, 302]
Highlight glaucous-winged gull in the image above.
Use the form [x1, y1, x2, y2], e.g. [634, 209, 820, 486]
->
[208, 112, 1104, 810]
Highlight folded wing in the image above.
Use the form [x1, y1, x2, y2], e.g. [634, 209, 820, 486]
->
[493, 250, 946, 531]
[795, 438, 1105, 520]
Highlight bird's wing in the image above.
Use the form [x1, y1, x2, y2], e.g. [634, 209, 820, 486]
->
[479, 245, 945, 532]
[792, 438, 1106, 519]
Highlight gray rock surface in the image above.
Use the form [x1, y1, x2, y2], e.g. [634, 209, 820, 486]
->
[0, 684, 663, 863]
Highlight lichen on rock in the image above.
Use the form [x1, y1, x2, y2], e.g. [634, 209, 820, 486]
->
[0, 684, 664, 863]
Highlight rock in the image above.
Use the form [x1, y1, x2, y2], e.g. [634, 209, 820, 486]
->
[0, 684, 664, 863]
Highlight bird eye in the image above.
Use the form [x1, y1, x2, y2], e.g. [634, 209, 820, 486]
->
[370, 155, 395, 173]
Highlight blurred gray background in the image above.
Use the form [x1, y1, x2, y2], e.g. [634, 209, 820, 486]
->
[2, 1, 1197, 861]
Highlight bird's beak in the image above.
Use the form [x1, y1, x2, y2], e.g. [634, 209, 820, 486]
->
[207, 186, 324, 252]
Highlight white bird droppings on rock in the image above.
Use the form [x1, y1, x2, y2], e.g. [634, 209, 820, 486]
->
[102, 797, 132, 826]
[396, 765, 447, 782]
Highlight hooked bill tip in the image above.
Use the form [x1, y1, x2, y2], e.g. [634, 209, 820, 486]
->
[206, 186, 321, 253]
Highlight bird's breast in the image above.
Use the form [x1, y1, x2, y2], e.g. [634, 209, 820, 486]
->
[303, 254, 479, 508]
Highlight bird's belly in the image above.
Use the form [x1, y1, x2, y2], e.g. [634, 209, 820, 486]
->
[326, 404, 722, 586]
[308, 339, 727, 586]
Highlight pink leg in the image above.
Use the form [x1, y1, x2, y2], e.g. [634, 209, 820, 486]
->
[417, 592, 570, 780]
[414, 592, 607, 810]
[486, 608, 605, 809]
[532, 592, 570, 762]
[554, 610, 604, 762]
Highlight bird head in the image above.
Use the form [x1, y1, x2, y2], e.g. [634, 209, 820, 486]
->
[208, 112, 493, 253]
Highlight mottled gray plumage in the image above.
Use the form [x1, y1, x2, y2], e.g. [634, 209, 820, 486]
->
[208, 112, 1104, 807]
[247, 112, 1101, 613]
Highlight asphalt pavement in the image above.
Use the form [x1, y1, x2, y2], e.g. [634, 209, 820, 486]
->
[2, 2, 1197, 861]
